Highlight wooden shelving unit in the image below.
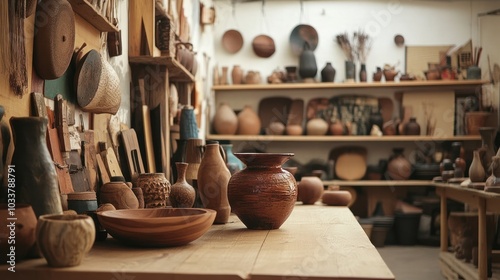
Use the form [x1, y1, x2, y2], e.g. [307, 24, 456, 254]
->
[206, 134, 481, 142]
[129, 56, 195, 82]
[68, 0, 119, 32]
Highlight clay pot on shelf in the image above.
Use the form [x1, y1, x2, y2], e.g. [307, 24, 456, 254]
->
[321, 62, 336, 82]
[359, 64, 367, 82]
[220, 66, 229, 85]
[135, 173, 171, 208]
[298, 176, 324, 205]
[245, 71, 262, 84]
[266, 121, 286, 135]
[99, 176, 139, 210]
[237, 106, 261, 135]
[36, 214, 95, 267]
[383, 69, 399, 81]
[169, 162, 196, 208]
[469, 150, 486, 183]
[386, 148, 412, 180]
[464, 112, 490, 135]
[286, 124, 303, 136]
[306, 118, 328, 135]
[373, 67, 383, 82]
[231, 65, 244, 85]
[329, 120, 345, 136]
[0, 204, 38, 263]
[321, 190, 352, 206]
[228, 153, 297, 229]
[403, 117, 421, 135]
[213, 103, 238, 135]
[298, 42, 318, 81]
[285, 66, 298, 82]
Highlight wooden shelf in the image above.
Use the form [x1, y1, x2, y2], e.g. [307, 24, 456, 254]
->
[206, 134, 482, 142]
[212, 80, 489, 91]
[440, 251, 500, 280]
[68, 0, 119, 32]
[323, 180, 433, 187]
[129, 56, 195, 82]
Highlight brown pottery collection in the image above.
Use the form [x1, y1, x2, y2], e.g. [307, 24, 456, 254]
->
[227, 153, 297, 230]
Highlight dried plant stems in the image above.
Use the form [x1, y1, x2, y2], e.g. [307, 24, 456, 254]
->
[354, 30, 371, 64]
[9, 0, 28, 95]
[336, 33, 354, 62]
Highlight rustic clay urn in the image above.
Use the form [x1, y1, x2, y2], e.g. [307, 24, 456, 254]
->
[231, 65, 244, 85]
[228, 153, 297, 230]
[197, 142, 231, 224]
[0, 204, 38, 262]
[99, 176, 139, 210]
[135, 173, 171, 208]
[169, 162, 196, 208]
[298, 176, 324, 205]
[36, 214, 95, 267]
[237, 105, 261, 135]
[213, 103, 238, 135]
[321, 62, 336, 82]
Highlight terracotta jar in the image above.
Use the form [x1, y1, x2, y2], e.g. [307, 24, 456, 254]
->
[213, 103, 238, 135]
[373, 67, 383, 82]
[136, 173, 171, 208]
[169, 162, 196, 208]
[386, 148, 412, 180]
[329, 120, 345, 135]
[469, 150, 486, 183]
[231, 65, 244, 85]
[404, 117, 420, 135]
[10, 117, 62, 217]
[0, 204, 37, 262]
[36, 214, 95, 267]
[99, 176, 139, 209]
[237, 105, 261, 135]
[220, 66, 229, 85]
[298, 176, 324, 205]
[228, 153, 297, 229]
[197, 142, 231, 224]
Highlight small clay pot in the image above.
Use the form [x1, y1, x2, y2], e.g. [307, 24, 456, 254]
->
[298, 176, 324, 205]
[99, 176, 139, 210]
[306, 118, 328, 135]
[403, 117, 421, 135]
[321, 190, 352, 206]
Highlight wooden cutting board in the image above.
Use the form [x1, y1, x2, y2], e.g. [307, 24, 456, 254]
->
[81, 130, 98, 191]
[46, 127, 74, 194]
[103, 146, 123, 178]
[120, 128, 145, 182]
[96, 154, 110, 184]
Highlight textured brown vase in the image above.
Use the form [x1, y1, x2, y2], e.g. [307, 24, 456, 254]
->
[136, 173, 171, 208]
[10, 117, 62, 217]
[298, 176, 324, 205]
[170, 162, 196, 208]
[197, 142, 231, 224]
[99, 176, 139, 210]
[237, 105, 261, 135]
[231, 65, 244, 85]
[0, 204, 37, 263]
[227, 153, 297, 230]
[36, 214, 95, 267]
[213, 103, 238, 135]
[386, 148, 412, 180]
[469, 150, 486, 183]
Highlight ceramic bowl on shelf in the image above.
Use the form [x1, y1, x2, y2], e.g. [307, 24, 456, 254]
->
[97, 208, 216, 247]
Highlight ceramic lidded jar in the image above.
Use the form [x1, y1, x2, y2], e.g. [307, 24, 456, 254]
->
[197, 141, 231, 224]
[237, 105, 261, 135]
[213, 103, 238, 135]
[99, 176, 139, 210]
[36, 214, 95, 267]
[0, 204, 37, 263]
[228, 153, 297, 230]
[169, 162, 196, 208]
[298, 176, 324, 205]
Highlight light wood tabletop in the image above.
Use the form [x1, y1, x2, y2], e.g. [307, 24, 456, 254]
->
[1, 204, 395, 280]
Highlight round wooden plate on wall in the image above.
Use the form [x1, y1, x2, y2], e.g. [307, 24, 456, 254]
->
[34, 0, 75, 80]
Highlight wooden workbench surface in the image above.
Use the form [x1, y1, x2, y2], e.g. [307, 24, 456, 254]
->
[1, 205, 394, 280]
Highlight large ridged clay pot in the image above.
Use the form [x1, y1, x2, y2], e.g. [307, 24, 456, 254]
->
[36, 214, 95, 267]
[169, 162, 196, 208]
[237, 105, 261, 135]
[197, 142, 231, 224]
[228, 153, 297, 230]
[213, 103, 238, 135]
[135, 173, 171, 208]
[298, 176, 324, 205]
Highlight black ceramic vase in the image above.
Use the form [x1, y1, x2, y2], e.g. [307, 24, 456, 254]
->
[359, 64, 367, 82]
[10, 117, 62, 217]
[321, 62, 336, 82]
[298, 43, 317, 80]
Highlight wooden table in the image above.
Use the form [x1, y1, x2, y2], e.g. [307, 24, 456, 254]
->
[435, 183, 500, 280]
[1, 205, 394, 280]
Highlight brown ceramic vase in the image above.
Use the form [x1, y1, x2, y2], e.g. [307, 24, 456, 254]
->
[298, 176, 324, 205]
[170, 162, 196, 208]
[237, 105, 261, 135]
[213, 103, 238, 135]
[227, 153, 297, 230]
[197, 142, 231, 224]
[135, 173, 171, 208]
[469, 150, 486, 183]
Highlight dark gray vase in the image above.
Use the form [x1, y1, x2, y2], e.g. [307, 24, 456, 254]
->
[9, 117, 62, 217]
[298, 44, 317, 79]
[345, 61, 356, 81]
[321, 62, 336, 82]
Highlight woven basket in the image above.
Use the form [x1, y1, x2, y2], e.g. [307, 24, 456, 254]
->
[77, 52, 121, 114]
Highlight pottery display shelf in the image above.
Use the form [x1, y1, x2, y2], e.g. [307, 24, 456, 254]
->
[0, 205, 395, 280]
[434, 182, 500, 280]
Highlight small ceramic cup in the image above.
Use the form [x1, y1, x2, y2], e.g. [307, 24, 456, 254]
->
[36, 214, 95, 267]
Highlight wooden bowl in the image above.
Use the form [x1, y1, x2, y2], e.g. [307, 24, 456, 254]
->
[97, 208, 216, 247]
[252, 34, 276, 58]
[222, 29, 244, 54]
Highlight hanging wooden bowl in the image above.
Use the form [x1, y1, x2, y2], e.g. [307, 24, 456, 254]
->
[34, 0, 75, 79]
[252, 34, 276, 58]
[222, 29, 244, 54]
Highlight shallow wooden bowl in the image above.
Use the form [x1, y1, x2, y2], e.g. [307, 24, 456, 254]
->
[97, 208, 216, 247]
